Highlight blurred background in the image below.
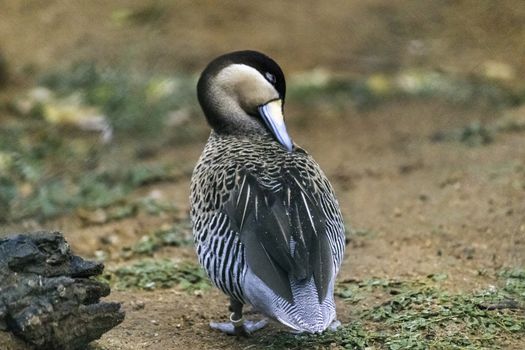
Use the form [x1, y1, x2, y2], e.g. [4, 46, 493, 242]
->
[0, 1, 524, 349]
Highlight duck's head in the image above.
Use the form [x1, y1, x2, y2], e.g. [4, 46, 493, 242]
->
[197, 50, 293, 152]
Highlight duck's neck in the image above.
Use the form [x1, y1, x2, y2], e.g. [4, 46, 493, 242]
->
[200, 81, 269, 136]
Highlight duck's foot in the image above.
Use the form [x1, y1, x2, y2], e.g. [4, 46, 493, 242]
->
[210, 316, 268, 336]
[328, 319, 341, 331]
[210, 298, 268, 336]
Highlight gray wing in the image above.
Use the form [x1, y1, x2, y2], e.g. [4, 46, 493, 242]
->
[223, 168, 333, 304]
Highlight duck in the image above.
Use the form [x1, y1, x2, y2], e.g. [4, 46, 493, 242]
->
[190, 50, 346, 335]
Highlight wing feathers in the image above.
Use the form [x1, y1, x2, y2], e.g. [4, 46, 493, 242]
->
[223, 169, 333, 303]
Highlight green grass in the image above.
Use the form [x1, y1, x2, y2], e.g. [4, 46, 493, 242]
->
[288, 69, 524, 110]
[125, 222, 193, 257]
[0, 61, 201, 222]
[431, 121, 495, 147]
[259, 270, 525, 349]
[0, 143, 181, 222]
[500, 269, 525, 299]
[39, 62, 197, 136]
[106, 258, 210, 292]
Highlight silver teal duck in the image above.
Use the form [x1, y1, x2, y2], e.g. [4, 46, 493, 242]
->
[190, 50, 346, 335]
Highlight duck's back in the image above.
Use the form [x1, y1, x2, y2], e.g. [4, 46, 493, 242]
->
[190, 131, 345, 332]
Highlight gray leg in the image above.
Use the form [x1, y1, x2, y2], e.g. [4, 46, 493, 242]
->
[209, 298, 268, 336]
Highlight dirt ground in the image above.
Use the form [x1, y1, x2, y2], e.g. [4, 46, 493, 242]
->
[88, 101, 524, 349]
[2, 0, 525, 76]
[1, 1, 524, 349]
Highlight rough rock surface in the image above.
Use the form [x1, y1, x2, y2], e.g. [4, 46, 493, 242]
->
[0, 231, 124, 349]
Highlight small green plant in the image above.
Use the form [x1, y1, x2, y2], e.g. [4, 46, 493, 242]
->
[500, 268, 525, 300]
[432, 121, 494, 147]
[129, 223, 193, 256]
[108, 259, 209, 292]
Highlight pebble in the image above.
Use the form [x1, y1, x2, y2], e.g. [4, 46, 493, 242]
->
[130, 300, 146, 310]
[393, 207, 402, 217]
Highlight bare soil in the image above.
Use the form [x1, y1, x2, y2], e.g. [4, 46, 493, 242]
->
[1, 1, 524, 349]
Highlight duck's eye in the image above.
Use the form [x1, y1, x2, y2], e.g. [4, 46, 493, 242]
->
[265, 72, 276, 84]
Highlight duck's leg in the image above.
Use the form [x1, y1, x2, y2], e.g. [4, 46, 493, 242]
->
[209, 298, 268, 336]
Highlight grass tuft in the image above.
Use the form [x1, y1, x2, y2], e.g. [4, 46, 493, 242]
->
[107, 258, 210, 292]
[127, 222, 193, 256]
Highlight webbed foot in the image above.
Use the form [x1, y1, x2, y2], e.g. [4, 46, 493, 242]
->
[328, 319, 341, 331]
[210, 315, 268, 336]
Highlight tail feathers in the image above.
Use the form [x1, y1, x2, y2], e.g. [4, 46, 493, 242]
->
[244, 268, 336, 333]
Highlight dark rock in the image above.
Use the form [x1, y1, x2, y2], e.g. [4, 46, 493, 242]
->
[0, 231, 125, 349]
